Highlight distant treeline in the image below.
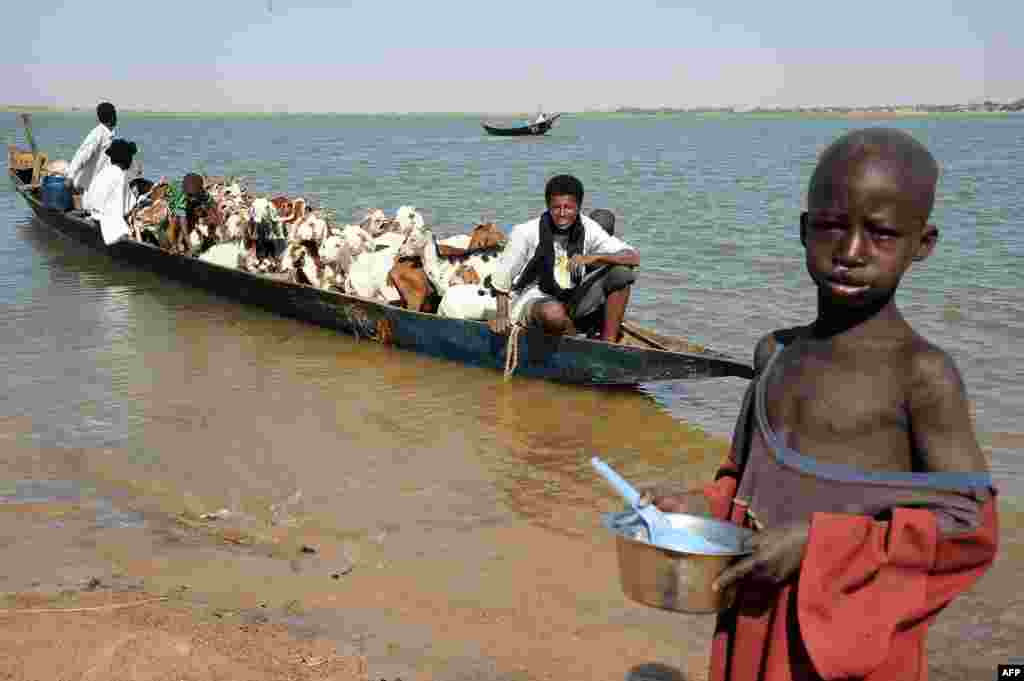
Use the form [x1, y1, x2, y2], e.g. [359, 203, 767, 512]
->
[614, 107, 735, 114]
[1, 105, 66, 112]
[615, 98, 1024, 114]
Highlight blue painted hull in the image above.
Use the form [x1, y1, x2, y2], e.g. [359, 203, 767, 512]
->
[10, 172, 753, 385]
[481, 113, 561, 136]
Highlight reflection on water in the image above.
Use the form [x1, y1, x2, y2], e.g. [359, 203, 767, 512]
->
[2, 218, 723, 543]
[2, 210, 1020, 551]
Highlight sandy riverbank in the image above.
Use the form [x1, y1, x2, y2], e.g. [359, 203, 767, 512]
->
[0, 590, 367, 681]
[2, 450, 1022, 681]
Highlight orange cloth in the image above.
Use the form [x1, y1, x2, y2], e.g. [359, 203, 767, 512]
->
[701, 460, 998, 681]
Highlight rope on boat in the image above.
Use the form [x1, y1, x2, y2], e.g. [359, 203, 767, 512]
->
[503, 323, 525, 382]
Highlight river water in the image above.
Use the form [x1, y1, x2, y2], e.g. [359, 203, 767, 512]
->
[1, 111, 1022, 677]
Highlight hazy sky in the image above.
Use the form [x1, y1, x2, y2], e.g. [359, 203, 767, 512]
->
[3, 1, 1020, 113]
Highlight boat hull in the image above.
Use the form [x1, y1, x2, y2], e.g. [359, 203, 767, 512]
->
[9, 173, 753, 385]
[481, 114, 560, 137]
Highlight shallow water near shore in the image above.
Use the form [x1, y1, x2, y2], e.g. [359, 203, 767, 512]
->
[2, 112, 1022, 678]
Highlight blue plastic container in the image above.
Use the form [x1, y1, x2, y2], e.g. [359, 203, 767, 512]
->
[41, 175, 73, 211]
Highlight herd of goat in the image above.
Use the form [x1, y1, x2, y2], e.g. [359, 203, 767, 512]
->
[127, 177, 509, 320]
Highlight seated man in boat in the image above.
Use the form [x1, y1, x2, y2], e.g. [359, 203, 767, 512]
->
[66, 102, 117, 197]
[490, 174, 639, 342]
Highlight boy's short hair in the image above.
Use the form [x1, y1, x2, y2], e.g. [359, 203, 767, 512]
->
[809, 128, 939, 220]
[545, 174, 584, 205]
[97, 102, 116, 126]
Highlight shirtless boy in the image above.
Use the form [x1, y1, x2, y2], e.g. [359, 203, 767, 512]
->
[156, 173, 212, 254]
[650, 128, 998, 681]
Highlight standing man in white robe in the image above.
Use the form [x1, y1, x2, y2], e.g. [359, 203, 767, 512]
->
[66, 102, 117, 196]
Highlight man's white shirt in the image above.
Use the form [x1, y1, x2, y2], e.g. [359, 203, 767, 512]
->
[67, 123, 114, 193]
[491, 214, 632, 322]
[83, 163, 135, 245]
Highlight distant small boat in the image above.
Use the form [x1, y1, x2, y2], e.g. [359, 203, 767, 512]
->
[481, 113, 561, 137]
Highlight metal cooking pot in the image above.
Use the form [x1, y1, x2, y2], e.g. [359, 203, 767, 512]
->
[602, 510, 753, 614]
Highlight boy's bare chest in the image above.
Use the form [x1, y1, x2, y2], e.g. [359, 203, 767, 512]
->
[764, 348, 914, 470]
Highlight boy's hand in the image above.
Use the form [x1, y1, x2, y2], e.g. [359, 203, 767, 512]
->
[645, 488, 712, 517]
[713, 520, 809, 593]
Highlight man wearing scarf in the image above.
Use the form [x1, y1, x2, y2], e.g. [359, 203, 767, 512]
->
[490, 175, 639, 341]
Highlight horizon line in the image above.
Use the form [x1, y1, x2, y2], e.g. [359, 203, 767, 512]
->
[3, 102, 1022, 117]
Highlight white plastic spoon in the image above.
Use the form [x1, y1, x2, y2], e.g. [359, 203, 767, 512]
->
[590, 456, 671, 545]
[590, 456, 731, 554]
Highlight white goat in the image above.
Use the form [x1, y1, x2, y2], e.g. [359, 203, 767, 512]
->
[360, 209, 389, 236]
[438, 283, 498, 321]
[199, 242, 247, 270]
[318, 224, 374, 277]
[345, 241, 401, 302]
[395, 205, 425, 234]
[422, 230, 502, 297]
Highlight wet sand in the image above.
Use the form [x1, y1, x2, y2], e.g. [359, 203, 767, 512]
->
[0, 591, 366, 681]
[2, 435, 1021, 681]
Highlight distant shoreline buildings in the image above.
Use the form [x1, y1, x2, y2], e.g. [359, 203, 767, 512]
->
[3, 98, 1023, 116]
[614, 98, 1024, 115]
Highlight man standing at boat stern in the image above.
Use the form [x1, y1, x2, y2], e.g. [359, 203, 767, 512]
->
[66, 102, 117, 196]
[490, 175, 639, 342]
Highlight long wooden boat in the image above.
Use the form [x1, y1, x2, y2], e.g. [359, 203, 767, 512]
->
[482, 114, 561, 137]
[7, 168, 753, 385]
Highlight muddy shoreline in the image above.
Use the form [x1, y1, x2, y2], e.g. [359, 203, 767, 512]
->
[2, 444, 1021, 681]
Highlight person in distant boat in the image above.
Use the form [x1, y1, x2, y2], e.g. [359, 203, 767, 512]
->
[82, 138, 137, 222]
[66, 102, 117, 195]
[489, 174, 639, 342]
